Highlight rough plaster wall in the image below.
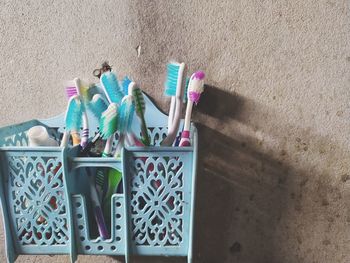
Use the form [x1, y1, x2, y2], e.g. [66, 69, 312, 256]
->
[0, 0, 349, 262]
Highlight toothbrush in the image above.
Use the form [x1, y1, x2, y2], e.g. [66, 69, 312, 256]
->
[113, 95, 135, 157]
[64, 80, 90, 146]
[100, 71, 124, 154]
[60, 95, 83, 147]
[60, 96, 109, 238]
[183, 77, 190, 103]
[121, 76, 132, 95]
[174, 77, 190, 146]
[101, 95, 135, 218]
[80, 145, 110, 239]
[88, 94, 109, 120]
[88, 93, 110, 197]
[64, 91, 110, 238]
[95, 103, 119, 200]
[74, 78, 89, 148]
[129, 82, 151, 146]
[179, 71, 205, 147]
[102, 95, 135, 220]
[100, 72, 124, 104]
[88, 170, 110, 239]
[161, 62, 186, 146]
[87, 101, 120, 228]
[100, 103, 119, 154]
[164, 64, 177, 133]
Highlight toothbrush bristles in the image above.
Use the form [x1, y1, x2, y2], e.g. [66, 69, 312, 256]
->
[65, 86, 78, 98]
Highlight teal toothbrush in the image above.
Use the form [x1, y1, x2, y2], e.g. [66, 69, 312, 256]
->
[103, 95, 135, 218]
[95, 103, 119, 200]
[161, 62, 186, 146]
[88, 94, 109, 120]
[114, 95, 135, 157]
[60, 95, 83, 147]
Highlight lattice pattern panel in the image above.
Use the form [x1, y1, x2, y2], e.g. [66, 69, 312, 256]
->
[0, 131, 29, 147]
[147, 127, 168, 146]
[128, 155, 185, 247]
[7, 154, 69, 246]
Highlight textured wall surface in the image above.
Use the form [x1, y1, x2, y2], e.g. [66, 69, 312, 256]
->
[0, 0, 349, 262]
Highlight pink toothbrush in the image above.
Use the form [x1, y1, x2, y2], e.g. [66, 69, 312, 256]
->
[179, 71, 205, 146]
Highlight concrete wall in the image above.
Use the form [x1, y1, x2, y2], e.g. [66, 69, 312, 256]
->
[0, 0, 349, 262]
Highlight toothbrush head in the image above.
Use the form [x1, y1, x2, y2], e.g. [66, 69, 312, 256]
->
[74, 78, 92, 101]
[193, 70, 205, 80]
[65, 95, 83, 131]
[89, 94, 109, 119]
[188, 71, 205, 105]
[100, 103, 118, 139]
[100, 72, 125, 104]
[65, 80, 78, 99]
[164, 62, 182, 97]
[65, 79, 91, 102]
[130, 82, 145, 117]
[118, 95, 135, 133]
[183, 77, 190, 103]
[122, 76, 132, 95]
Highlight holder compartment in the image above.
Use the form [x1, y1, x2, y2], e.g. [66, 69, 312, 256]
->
[0, 147, 74, 262]
[123, 148, 194, 256]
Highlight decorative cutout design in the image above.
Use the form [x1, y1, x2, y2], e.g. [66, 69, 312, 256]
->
[147, 127, 168, 146]
[7, 155, 69, 246]
[0, 131, 29, 147]
[129, 156, 184, 246]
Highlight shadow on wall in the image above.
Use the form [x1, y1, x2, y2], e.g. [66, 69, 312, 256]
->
[193, 86, 301, 263]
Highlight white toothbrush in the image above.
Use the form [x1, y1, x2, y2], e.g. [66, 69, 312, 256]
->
[179, 71, 205, 146]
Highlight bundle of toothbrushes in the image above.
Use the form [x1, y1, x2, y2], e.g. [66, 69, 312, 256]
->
[57, 62, 205, 152]
[52, 62, 204, 238]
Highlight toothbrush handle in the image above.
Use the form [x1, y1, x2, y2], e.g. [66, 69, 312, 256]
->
[103, 136, 114, 155]
[113, 134, 125, 158]
[179, 130, 191, 147]
[139, 114, 150, 146]
[71, 130, 81, 146]
[168, 97, 175, 132]
[183, 100, 193, 132]
[93, 206, 109, 239]
[60, 131, 69, 147]
[81, 113, 89, 148]
[80, 132, 101, 155]
[89, 175, 109, 239]
[130, 133, 145, 147]
[81, 128, 89, 148]
[95, 168, 105, 202]
[179, 100, 193, 147]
